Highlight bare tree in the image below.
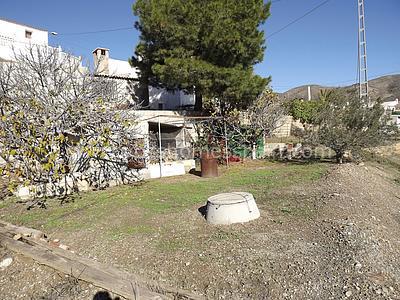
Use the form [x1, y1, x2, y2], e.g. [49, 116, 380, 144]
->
[228, 89, 287, 159]
[190, 90, 287, 161]
[0, 45, 139, 200]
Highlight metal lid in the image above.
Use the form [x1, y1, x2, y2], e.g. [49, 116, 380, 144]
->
[207, 192, 254, 205]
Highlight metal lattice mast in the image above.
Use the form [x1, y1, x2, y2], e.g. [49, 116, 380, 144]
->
[357, 0, 368, 99]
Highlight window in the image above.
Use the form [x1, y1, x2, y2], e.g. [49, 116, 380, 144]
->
[25, 30, 32, 39]
[100, 49, 106, 56]
[158, 103, 164, 110]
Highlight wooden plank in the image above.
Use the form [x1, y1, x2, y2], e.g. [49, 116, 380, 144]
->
[0, 220, 45, 239]
[0, 225, 203, 300]
[0, 231, 166, 300]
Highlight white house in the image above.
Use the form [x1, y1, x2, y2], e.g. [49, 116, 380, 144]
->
[382, 98, 400, 128]
[0, 18, 48, 62]
[0, 18, 197, 201]
[92, 47, 195, 110]
[382, 98, 399, 112]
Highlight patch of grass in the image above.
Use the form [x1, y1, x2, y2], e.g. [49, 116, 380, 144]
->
[0, 201, 9, 210]
[278, 204, 315, 219]
[108, 224, 155, 240]
[209, 229, 242, 241]
[0, 160, 329, 231]
[280, 207, 292, 214]
[2, 196, 99, 231]
[156, 238, 188, 252]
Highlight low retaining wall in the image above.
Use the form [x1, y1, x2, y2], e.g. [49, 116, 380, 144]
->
[145, 159, 195, 179]
[264, 143, 287, 156]
[16, 159, 196, 200]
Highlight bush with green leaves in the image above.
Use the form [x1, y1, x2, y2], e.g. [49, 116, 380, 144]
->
[308, 90, 398, 163]
[289, 99, 322, 125]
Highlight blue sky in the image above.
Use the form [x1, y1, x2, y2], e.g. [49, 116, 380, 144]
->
[0, 0, 399, 92]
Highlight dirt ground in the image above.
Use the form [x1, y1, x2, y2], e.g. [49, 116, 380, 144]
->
[1, 161, 400, 299]
[0, 246, 122, 299]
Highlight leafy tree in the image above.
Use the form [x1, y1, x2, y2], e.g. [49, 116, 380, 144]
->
[288, 90, 334, 125]
[308, 90, 398, 163]
[0, 46, 139, 200]
[288, 99, 322, 125]
[131, 0, 270, 110]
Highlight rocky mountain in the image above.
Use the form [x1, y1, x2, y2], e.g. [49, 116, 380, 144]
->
[279, 74, 400, 102]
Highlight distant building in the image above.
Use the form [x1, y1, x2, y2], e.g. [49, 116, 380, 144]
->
[382, 98, 399, 112]
[0, 18, 48, 62]
[92, 47, 195, 110]
[382, 98, 400, 128]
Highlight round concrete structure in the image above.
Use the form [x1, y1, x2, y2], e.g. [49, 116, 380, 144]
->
[206, 192, 260, 225]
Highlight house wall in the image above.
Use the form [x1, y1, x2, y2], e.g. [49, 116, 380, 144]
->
[391, 115, 400, 127]
[92, 48, 195, 110]
[271, 116, 293, 138]
[383, 98, 399, 111]
[16, 159, 196, 200]
[131, 110, 197, 164]
[148, 87, 195, 110]
[0, 19, 48, 61]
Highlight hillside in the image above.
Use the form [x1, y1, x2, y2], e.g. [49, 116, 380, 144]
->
[279, 74, 400, 102]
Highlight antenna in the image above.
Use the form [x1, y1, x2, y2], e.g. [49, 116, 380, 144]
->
[357, 0, 368, 99]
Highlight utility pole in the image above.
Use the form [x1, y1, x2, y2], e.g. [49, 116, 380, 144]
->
[357, 0, 368, 99]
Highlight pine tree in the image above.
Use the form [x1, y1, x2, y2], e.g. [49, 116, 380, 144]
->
[131, 0, 271, 110]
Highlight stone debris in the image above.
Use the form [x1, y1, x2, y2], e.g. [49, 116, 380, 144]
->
[0, 257, 13, 270]
[59, 244, 69, 251]
[12, 234, 22, 241]
[345, 290, 352, 297]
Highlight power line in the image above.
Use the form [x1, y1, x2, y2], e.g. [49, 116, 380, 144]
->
[47, 0, 313, 37]
[43, 0, 322, 38]
[267, 0, 332, 39]
[55, 26, 135, 36]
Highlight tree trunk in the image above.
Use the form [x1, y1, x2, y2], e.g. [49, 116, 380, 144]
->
[140, 81, 150, 108]
[194, 91, 203, 111]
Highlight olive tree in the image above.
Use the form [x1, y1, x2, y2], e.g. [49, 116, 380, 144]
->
[309, 90, 398, 163]
[0, 45, 139, 201]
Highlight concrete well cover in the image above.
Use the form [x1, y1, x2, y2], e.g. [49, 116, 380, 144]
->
[206, 192, 260, 225]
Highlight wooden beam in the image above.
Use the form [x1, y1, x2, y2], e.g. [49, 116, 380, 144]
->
[0, 226, 202, 300]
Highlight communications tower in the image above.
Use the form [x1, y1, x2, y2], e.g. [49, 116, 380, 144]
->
[357, 0, 368, 99]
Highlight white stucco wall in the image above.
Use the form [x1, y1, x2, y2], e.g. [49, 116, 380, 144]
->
[383, 98, 399, 111]
[93, 49, 195, 110]
[108, 58, 138, 78]
[272, 116, 293, 138]
[0, 19, 48, 61]
[391, 115, 400, 127]
[149, 87, 195, 110]
[107, 58, 195, 110]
